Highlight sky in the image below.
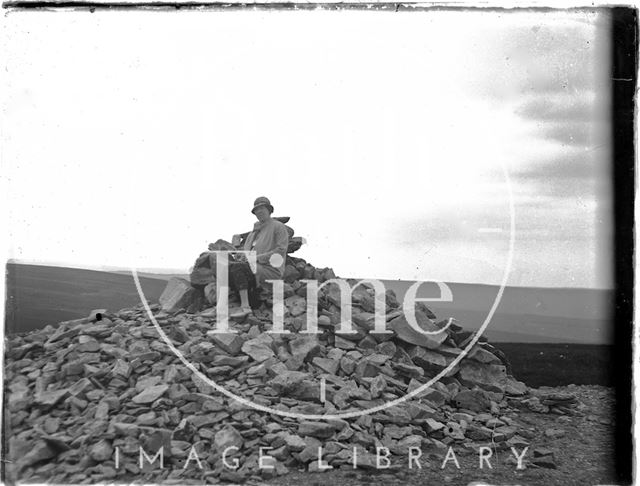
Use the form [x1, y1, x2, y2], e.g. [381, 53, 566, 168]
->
[2, 9, 612, 288]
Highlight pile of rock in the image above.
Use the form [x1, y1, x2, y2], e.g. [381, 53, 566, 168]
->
[5, 254, 578, 483]
[510, 391, 579, 415]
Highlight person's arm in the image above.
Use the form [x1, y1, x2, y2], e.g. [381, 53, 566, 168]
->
[233, 232, 256, 263]
[256, 224, 289, 264]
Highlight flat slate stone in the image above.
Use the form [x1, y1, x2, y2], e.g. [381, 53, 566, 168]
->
[298, 422, 337, 439]
[159, 278, 195, 312]
[312, 357, 339, 375]
[388, 311, 448, 349]
[132, 384, 169, 404]
[210, 333, 244, 355]
[289, 335, 320, 362]
[214, 425, 244, 451]
[35, 389, 69, 407]
[242, 335, 275, 362]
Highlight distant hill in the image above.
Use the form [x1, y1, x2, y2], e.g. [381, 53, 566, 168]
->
[4, 263, 167, 334]
[111, 270, 189, 281]
[4, 263, 613, 343]
[380, 280, 613, 344]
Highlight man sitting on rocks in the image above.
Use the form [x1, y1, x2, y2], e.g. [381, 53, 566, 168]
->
[225, 196, 289, 318]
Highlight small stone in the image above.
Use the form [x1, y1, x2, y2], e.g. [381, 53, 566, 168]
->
[312, 357, 339, 375]
[285, 295, 307, 317]
[269, 371, 310, 393]
[469, 346, 501, 364]
[493, 426, 517, 441]
[453, 389, 491, 413]
[424, 418, 445, 432]
[354, 451, 378, 470]
[290, 335, 320, 362]
[544, 428, 565, 440]
[137, 411, 157, 426]
[89, 439, 114, 462]
[17, 440, 58, 468]
[112, 359, 131, 378]
[214, 425, 244, 451]
[355, 359, 380, 379]
[407, 402, 436, 420]
[504, 377, 528, 396]
[283, 434, 306, 451]
[112, 422, 140, 437]
[135, 375, 162, 392]
[298, 422, 336, 439]
[357, 335, 378, 352]
[532, 456, 557, 469]
[212, 355, 249, 367]
[466, 424, 493, 441]
[95, 400, 109, 419]
[443, 422, 465, 440]
[409, 346, 447, 369]
[451, 412, 474, 423]
[159, 278, 196, 312]
[308, 461, 330, 473]
[340, 356, 357, 375]
[506, 435, 530, 448]
[327, 348, 345, 361]
[8, 389, 31, 412]
[393, 362, 424, 379]
[457, 361, 508, 393]
[62, 360, 85, 376]
[35, 388, 69, 407]
[485, 418, 506, 428]
[388, 311, 448, 349]
[522, 396, 549, 413]
[210, 333, 244, 355]
[132, 384, 169, 404]
[99, 465, 117, 478]
[247, 363, 267, 376]
[43, 417, 60, 434]
[334, 336, 356, 350]
[533, 447, 555, 458]
[46, 325, 82, 344]
[68, 377, 92, 396]
[369, 375, 387, 399]
[242, 335, 275, 362]
[142, 428, 172, 456]
[77, 340, 101, 353]
[87, 308, 108, 322]
[376, 341, 397, 357]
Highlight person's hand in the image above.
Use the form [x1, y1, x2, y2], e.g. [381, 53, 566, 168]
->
[208, 243, 215, 251]
[235, 252, 248, 263]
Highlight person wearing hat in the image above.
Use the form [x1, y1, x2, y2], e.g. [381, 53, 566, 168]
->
[229, 197, 289, 317]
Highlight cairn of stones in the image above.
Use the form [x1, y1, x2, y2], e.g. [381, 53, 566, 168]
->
[5, 226, 581, 482]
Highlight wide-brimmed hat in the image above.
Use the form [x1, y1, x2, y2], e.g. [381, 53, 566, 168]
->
[251, 196, 274, 214]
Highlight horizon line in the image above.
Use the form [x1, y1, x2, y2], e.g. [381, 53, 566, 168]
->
[5, 258, 614, 292]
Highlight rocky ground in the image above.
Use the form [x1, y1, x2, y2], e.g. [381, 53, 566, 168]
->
[3, 255, 619, 485]
[265, 385, 617, 486]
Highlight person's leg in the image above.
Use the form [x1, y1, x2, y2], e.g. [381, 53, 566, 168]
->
[240, 265, 260, 309]
[238, 289, 251, 310]
[187, 284, 206, 313]
[228, 262, 253, 314]
[191, 283, 205, 297]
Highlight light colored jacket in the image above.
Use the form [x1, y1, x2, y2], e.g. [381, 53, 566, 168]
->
[243, 218, 289, 287]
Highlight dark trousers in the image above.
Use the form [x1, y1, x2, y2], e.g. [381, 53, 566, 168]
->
[229, 262, 260, 309]
[190, 263, 259, 309]
[188, 284, 206, 313]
